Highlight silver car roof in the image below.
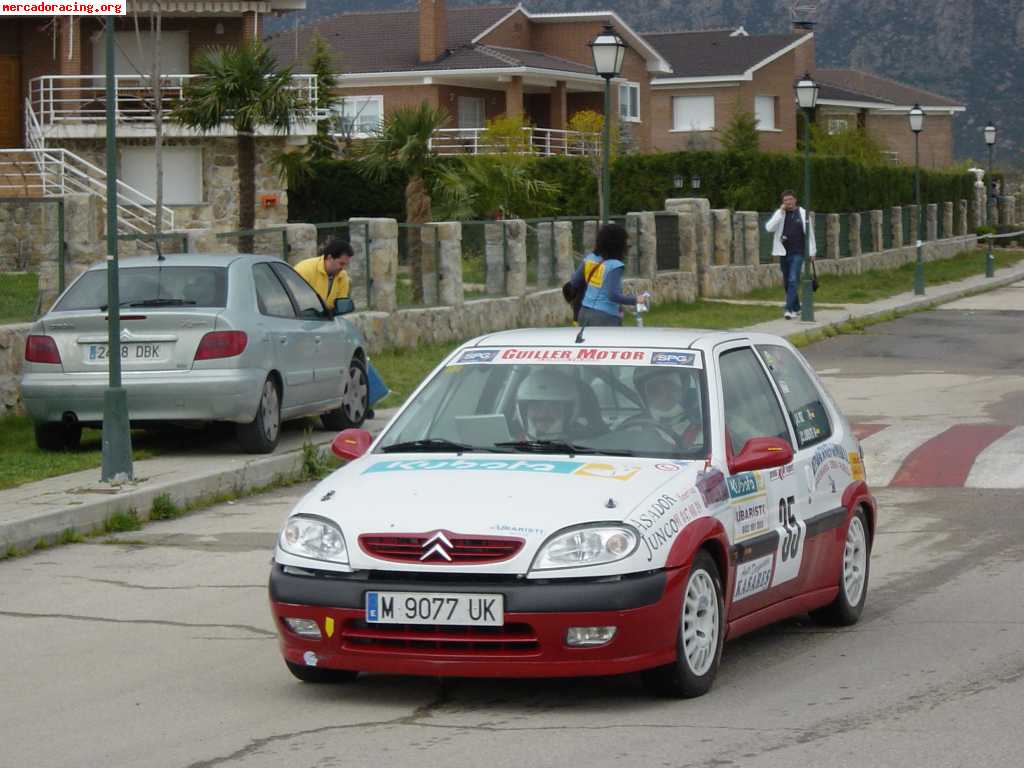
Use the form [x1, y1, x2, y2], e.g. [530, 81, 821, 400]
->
[84, 253, 279, 270]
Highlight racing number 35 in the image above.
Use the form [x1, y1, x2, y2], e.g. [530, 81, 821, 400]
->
[778, 496, 801, 561]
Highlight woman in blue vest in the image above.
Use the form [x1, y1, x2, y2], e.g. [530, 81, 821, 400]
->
[569, 223, 648, 327]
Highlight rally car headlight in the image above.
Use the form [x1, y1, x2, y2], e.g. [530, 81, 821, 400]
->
[279, 515, 348, 564]
[531, 525, 639, 571]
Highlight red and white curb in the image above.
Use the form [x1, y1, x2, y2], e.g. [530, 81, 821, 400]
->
[854, 422, 1024, 488]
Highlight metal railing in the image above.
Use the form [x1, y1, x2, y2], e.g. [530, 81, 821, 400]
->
[29, 73, 319, 127]
[0, 147, 175, 234]
[428, 127, 598, 157]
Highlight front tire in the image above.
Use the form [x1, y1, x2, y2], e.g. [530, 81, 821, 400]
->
[321, 357, 368, 430]
[811, 508, 870, 626]
[285, 660, 358, 684]
[644, 549, 725, 698]
[34, 422, 82, 452]
[237, 376, 281, 454]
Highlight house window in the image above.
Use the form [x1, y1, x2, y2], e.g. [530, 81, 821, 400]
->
[619, 82, 640, 122]
[93, 31, 190, 76]
[754, 95, 777, 130]
[881, 151, 900, 165]
[457, 96, 486, 130]
[672, 95, 715, 131]
[120, 146, 202, 205]
[828, 118, 850, 135]
[333, 95, 383, 138]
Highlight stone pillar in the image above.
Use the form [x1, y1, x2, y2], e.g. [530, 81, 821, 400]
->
[890, 206, 903, 248]
[926, 204, 938, 241]
[973, 185, 985, 228]
[743, 212, 759, 266]
[582, 219, 598, 254]
[731, 211, 745, 264]
[434, 222, 464, 306]
[909, 205, 920, 244]
[346, 219, 371, 302]
[536, 222, 554, 287]
[626, 212, 656, 279]
[505, 76, 523, 119]
[677, 211, 697, 273]
[849, 212, 862, 258]
[666, 198, 711, 272]
[504, 219, 527, 296]
[485, 221, 506, 296]
[998, 196, 1015, 227]
[943, 202, 954, 239]
[711, 209, 732, 265]
[870, 210, 883, 252]
[550, 81, 568, 132]
[283, 223, 317, 265]
[958, 199, 969, 236]
[419, 226, 440, 305]
[553, 221, 573, 282]
[359, 218, 398, 312]
[826, 213, 840, 259]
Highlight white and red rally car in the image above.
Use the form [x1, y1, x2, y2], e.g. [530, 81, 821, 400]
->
[269, 327, 875, 697]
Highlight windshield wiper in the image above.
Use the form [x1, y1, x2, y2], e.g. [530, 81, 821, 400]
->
[99, 298, 196, 311]
[380, 438, 485, 455]
[493, 440, 635, 457]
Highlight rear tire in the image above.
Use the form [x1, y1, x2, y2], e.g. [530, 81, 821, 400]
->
[237, 376, 281, 454]
[321, 357, 368, 430]
[643, 549, 725, 698]
[34, 422, 82, 452]
[810, 508, 870, 626]
[285, 660, 358, 684]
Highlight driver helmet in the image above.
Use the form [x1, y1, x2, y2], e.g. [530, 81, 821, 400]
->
[515, 368, 577, 439]
[634, 368, 687, 424]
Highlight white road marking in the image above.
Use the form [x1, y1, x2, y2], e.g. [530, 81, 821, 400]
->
[860, 421, 952, 487]
[965, 426, 1024, 489]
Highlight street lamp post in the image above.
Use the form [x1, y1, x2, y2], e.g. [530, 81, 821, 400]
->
[101, 16, 133, 482]
[909, 103, 925, 295]
[589, 24, 626, 224]
[984, 122, 996, 277]
[795, 73, 818, 322]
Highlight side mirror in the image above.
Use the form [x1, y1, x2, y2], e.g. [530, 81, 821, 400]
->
[728, 436, 793, 475]
[330, 428, 372, 461]
[332, 298, 356, 316]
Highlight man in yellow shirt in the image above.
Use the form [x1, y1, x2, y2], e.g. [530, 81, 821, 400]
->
[294, 238, 352, 313]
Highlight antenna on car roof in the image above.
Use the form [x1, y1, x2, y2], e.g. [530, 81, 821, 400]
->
[575, 323, 586, 344]
[155, 238, 165, 262]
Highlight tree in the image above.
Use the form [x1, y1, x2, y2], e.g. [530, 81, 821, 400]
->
[809, 124, 886, 166]
[568, 109, 618, 219]
[359, 103, 449, 302]
[720, 110, 759, 155]
[305, 32, 339, 162]
[172, 41, 298, 247]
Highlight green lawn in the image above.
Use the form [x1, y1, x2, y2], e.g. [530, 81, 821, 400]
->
[0, 416, 157, 491]
[0, 273, 39, 324]
[740, 248, 1024, 304]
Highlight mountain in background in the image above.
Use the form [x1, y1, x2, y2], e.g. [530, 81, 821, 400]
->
[266, 0, 1022, 166]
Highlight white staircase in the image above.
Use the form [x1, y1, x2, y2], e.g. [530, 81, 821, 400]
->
[1, 98, 175, 235]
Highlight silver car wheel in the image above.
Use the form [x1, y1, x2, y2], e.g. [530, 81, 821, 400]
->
[342, 363, 368, 423]
[681, 569, 719, 677]
[261, 379, 280, 443]
[843, 515, 868, 606]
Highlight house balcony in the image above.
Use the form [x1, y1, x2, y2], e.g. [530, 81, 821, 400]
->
[428, 127, 599, 157]
[28, 74, 322, 140]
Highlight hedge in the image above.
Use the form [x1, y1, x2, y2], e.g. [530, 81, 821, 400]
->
[288, 151, 975, 223]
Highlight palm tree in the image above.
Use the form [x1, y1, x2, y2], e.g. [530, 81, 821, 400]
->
[360, 103, 449, 302]
[172, 41, 298, 248]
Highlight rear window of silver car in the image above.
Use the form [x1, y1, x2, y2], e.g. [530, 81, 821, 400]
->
[54, 267, 228, 311]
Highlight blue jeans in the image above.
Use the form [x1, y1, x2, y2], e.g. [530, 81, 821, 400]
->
[780, 253, 803, 313]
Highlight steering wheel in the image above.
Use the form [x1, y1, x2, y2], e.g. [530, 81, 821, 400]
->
[618, 415, 685, 451]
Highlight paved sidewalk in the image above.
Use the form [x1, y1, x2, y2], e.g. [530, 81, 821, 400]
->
[3, 261, 1023, 554]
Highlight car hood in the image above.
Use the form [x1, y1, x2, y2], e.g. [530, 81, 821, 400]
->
[284, 453, 715, 576]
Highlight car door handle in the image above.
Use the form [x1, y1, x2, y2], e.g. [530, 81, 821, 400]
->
[279, 337, 288, 345]
[314, 336, 322, 344]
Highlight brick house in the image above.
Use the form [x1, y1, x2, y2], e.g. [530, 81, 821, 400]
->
[0, 0, 314, 234]
[268, 1, 963, 168]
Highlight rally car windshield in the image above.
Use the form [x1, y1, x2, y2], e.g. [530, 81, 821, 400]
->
[378, 349, 709, 460]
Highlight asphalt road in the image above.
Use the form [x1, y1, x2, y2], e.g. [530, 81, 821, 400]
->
[2, 284, 1023, 768]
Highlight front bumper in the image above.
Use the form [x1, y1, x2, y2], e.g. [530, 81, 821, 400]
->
[269, 566, 686, 678]
[21, 368, 265, 424]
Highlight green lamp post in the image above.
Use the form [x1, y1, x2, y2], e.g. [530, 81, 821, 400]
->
[589, 23, 626, 225]
[984, 121, 997, 278]
[909, 103, 925, 295]
[795, 73, 818, 322]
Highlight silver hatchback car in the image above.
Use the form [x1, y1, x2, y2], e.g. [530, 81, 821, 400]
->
[21, 253, 369, 454]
